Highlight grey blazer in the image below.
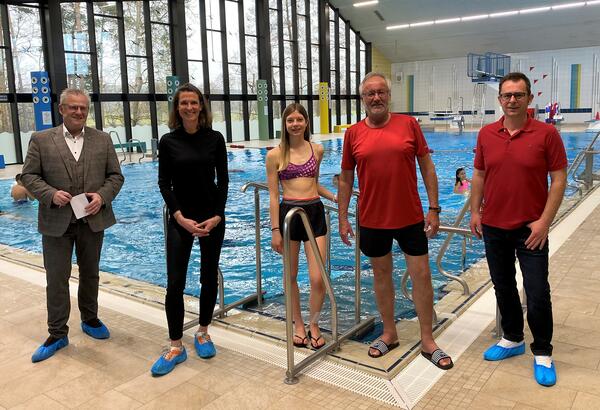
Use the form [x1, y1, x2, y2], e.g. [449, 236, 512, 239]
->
[21, 125, 124, 237]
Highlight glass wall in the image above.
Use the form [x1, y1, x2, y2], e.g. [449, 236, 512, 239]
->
[0, 0, 369, 163]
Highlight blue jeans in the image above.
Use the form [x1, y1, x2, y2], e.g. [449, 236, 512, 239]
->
[482, 224, 553, 356]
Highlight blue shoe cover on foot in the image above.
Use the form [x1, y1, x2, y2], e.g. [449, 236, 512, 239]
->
[81, 320, 110, 339]
[534, 360, 556, 387]
[31, 336, 69, 363]
[151, 347, 187, 376]
[195, 334, 216, 359]
[483, 342, 525, 361]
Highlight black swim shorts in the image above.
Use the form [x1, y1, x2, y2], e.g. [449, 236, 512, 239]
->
[359, 221, 428, 257]
[279, 198, 327, 242]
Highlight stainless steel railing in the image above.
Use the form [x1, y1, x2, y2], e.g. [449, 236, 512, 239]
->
[110, 130, 146, 164]
[161, 205, 263, 330]
[567, 130, 600, 193]
[400, 198, 473, 313]
[240, 181, 365, 323]
[283, 207, 337, 384]
[281, 206, 375, 384]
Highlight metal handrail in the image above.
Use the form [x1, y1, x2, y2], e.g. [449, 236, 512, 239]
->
[240, 182, 267, 307]
[400, 199, 472, 310]
[242, 180, 473, 327]
[240, 181, 359, 315]
[161, 205, 262, 329]
[129, 138, 146, 164]
[281, 206, 374, 384]
[110, 131, 127, 165]
[567, 130, 600, 190]
[110, 130, 146, 164]
[436, 200, 472, 295]
[283, 207, 338, 384]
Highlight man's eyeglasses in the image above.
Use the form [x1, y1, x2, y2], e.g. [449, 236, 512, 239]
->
[498, 92, 528, 102]
[362, 90, 389, 99]
[62, 104, 89, 112]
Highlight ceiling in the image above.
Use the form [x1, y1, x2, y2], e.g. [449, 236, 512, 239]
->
[328, 0, 600, 63]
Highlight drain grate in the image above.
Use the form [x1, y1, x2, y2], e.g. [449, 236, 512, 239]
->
[199, 327, 411, 408]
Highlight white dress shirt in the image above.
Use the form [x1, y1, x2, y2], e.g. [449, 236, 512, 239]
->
[63, 124, 85, 161]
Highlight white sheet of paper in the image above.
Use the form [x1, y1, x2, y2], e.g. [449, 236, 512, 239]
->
[70, 193, 90, 219]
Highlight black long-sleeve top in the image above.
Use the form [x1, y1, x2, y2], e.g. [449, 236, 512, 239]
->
[158, 127, 229, 221]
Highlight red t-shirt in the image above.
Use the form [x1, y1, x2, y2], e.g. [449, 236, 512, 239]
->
[341, 114, 430, 229]
[474, 117, 567, 229]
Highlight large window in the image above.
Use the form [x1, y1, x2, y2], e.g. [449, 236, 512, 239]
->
[8, 5, 44, 93]
[0, 0, 368, 162]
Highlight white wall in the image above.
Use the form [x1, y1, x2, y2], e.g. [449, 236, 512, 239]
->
[391, 45, 600, 125]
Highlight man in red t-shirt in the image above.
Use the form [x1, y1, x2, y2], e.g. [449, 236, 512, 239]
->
[338, 72, 453, 370]
[470, 72, 567, 387]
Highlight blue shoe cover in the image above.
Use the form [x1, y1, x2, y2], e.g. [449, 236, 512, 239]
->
[483, 342, 525, 361]
[151, 347, 187, 376]
[31, 336, 69, 363]
[194, 333, 217, 359]
[534, 360, 556, 387]
[81, 320, 110, 339]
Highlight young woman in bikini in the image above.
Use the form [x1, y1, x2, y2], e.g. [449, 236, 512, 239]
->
[266, 103, 336, 349]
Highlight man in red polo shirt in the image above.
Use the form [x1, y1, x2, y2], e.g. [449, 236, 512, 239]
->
[470, 72, 567, 386]
[338, 72, 452, 370]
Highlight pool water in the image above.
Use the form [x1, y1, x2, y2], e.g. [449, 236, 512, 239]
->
[0, 131, 594, 325]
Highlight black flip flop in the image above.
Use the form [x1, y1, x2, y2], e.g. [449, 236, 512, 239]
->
[293, 334, 308, 348]
[308, 330, 325, 349]
[421, 348, 454, 370]
[368, 339, 400, 358]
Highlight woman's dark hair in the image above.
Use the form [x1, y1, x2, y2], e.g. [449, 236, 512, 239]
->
[168, 83, 212, 130]
[455, 167, 464, 186]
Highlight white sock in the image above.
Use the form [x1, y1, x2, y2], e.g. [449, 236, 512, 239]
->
[534, 355, 553, 368]
[497, 337, 524, 348]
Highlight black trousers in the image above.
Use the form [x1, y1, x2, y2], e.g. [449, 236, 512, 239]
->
[42, 221, 104, 338]
[165, 218, 225, 341]
[482, 224, 553, 356]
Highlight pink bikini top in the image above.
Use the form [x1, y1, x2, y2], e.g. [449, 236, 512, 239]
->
[457, 180, 470, 192]
[278, 144, 317, 181]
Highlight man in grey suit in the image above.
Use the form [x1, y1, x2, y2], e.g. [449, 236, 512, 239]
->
[21, 88, 124, 362]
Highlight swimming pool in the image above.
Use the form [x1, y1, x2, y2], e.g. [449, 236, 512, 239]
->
[0, 131, 594, 326]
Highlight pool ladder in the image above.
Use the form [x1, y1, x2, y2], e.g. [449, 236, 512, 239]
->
[566, 130, 600, 194]
[110, 130, 147, 164]
[241, 181, 476, 383]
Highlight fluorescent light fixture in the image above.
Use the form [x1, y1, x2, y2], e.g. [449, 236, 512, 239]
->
[520, 6, 551, 13]
[490, 10, 519, 17]
[461, 14, 489, 21]
[410, 20, 434, 27]
[435, 17, 461, 24]
[385, 2, 592, 32]
[552, 2, 585, 9]
[386, 24, 409, 30]
[353, 0, 378, 7]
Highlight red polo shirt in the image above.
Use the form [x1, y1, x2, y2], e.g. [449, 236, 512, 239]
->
[341, 114, 430, 229]
[474, 117, 567, 229]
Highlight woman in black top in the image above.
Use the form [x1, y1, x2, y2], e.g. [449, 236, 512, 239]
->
[151, 83, 229, 376]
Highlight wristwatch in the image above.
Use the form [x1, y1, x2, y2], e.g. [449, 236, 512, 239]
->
[428, 206, 442, 213]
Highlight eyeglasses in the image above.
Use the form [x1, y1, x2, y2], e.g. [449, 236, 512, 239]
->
[362, 90, 389, 99]
[498, 92, 528, 102]
[62, 104, 89, 112]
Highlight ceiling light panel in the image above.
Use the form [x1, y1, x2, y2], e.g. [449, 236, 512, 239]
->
[385, 1, 597, 31]
[489, 10, 519, 17]
[353, 0, 378, 7]
[552, 2, 585, 9]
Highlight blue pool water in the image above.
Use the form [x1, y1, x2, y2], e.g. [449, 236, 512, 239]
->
[0, 132, 594, 326]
